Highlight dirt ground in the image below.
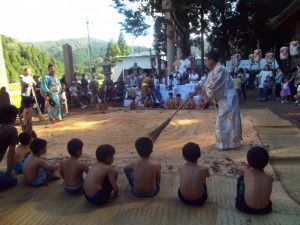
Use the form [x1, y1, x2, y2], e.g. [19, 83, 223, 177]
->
[29, 105, 276, 179]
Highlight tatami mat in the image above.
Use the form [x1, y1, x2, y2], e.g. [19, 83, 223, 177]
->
[1, 173, 299, 225]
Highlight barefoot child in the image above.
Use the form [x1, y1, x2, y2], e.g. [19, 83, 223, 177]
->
[175, 93, 183, 109]
[20, 96, 37, 138]
[184, 93, 196, 109]
[178, 142, 210, 205]
[129, 97, 138, 110]
[124, 137, 161, 197]
[84, 144, 119, 205]
[60, 83, 69, 115]
[164, 92, 175, 109]
[60, 138, 89, 194]
[13, 132, 32, 174]
[23, 138, 60, 186]
[235, 146, 273, 214]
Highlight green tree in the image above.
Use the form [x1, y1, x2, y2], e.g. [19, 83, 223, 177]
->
[105, 39, 121, 61]
[117, 31, 130, 56]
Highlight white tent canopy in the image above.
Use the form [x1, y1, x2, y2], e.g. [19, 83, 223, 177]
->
[226, 58, 279, 71]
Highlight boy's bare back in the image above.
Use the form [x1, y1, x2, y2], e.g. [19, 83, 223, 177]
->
[15, 145, 31, 162]
[129, 158, 160, 193]
[60, 158, 89, 187]
[241, 166, 273, 209]
[23, 155, 58, 183]
[85, 162, 118, 196]
[179, 164, 210, 200]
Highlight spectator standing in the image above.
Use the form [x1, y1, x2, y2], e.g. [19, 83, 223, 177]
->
[33, 75, 45, 114]
[20, 68, 35, 114]
[81, 74, 89, 94]
[238, 68, 248, 101]
[275, 68, 284, 100]
[257, 65, 273, 101]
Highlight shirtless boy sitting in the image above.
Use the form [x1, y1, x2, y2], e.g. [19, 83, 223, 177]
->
[13, 132, 32, 174]
[23, 138, 60, 186]
[178, 142, 210, 206]
[124, 137, 161, 197]
[60, 138, 89, 195]
[235, 146, 273, 214]
[84, 144, 119, 205]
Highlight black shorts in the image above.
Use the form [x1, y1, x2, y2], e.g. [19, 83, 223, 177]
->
[235, 176, 272, 215]
[178, 185, 208, 206]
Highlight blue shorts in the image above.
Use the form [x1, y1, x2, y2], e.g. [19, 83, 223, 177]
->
[31, 168, 50, 186]
[64, 183, 83, 195]
[124, 167, 160, 198]
[13, 153, 30, 174]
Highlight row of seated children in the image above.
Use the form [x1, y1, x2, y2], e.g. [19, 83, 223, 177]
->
[13, 133, 273, 215]
[129, 92, 211, 111]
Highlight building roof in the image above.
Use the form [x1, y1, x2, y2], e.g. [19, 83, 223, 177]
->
[268, 0, 300, 28]
[117, 51, 165, 59]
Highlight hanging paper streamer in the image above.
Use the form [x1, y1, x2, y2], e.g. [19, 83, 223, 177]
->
[254, 49, 262, 62]
[280, 46, 289, 60]
[231, 53, 241, 67]
[290, 41, 300, 56]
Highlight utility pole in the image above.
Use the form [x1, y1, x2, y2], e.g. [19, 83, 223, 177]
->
[86, 18, 93, 80]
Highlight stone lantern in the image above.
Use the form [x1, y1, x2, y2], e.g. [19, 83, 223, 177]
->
[129, 63, 142, 75]
[100, 58, 115, 78]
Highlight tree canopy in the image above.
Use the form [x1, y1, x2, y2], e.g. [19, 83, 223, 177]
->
[112, 0, 294, 60]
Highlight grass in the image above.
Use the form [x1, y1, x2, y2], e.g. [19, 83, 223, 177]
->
[8, 83, 21, 91]
[10, 94, 21, 108]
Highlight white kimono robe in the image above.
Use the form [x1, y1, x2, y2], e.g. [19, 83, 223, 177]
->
[204, 63, 242, 149]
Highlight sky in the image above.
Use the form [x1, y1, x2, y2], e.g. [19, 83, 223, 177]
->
[0, 0, 154, 47]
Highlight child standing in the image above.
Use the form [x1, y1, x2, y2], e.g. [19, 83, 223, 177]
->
[233, 72, 241, 103]
[23, 138, 60, 186]
[294, 84, 300, 106]
[13, 132, 32, 174]
[164, 92, 175, 109]
[84, 144, 119, 205]
[60, 138, 89, 195]
[60, 83, 69, 115]
[235, 146, 273, 214]
[175, 94, 183, 109]
[124, 137, 161, 197]
[20, 96, 37, 138]
[178, 142, 210, 206]
[281, 77, 291, 103]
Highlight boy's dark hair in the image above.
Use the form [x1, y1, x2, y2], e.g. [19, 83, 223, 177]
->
[96, 144, 116, 162]
[0, 104, 18, 124]
[168, 92, 173, 97]
[30, 138, 47, 155]
[247, 146, 269, 169]
[135, 137, 153, 158]
[67, 138, 83, 156]
[176, 93, 181, 98]
[23, 97, 35, 108]
[19, 132, 32, 145]
[182, 142, 201, 162]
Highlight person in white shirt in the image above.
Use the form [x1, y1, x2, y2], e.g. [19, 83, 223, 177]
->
[20, 68, 35, 114]
[188, 69, 199, 85]
[257, 65, 273, 101]
[154, 75, 160, 90]
[69, 82, 87, 109]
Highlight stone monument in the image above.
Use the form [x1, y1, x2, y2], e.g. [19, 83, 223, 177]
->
[63, 43, 75, 86]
